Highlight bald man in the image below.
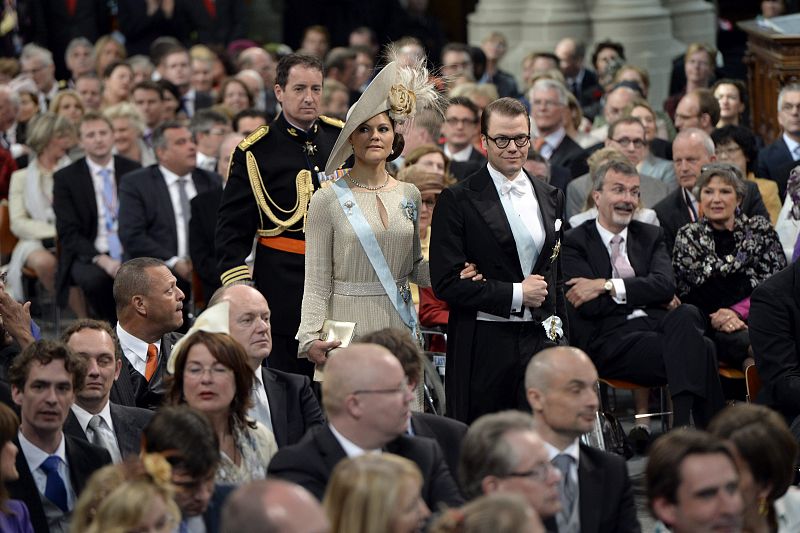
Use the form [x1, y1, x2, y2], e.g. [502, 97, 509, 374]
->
[526, 347, 640, 533]
[267, 344, 463, 508]
[208, 285, 324, 447]
[220, 479, 328, 533]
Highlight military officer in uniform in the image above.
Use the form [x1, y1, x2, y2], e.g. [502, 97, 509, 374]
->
[216, 53, 344, 377]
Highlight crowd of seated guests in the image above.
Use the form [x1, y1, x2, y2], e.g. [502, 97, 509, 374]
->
[2, 4, 800, 532]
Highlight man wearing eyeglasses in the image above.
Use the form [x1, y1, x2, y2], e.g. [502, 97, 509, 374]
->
[526, 347, 640, 533]
[431, 97, 568, 424]
[674, 89, 719, 134]
[267, 343, 463, 508]
[756, 83, 800, 198]
[441, 97, 485, 163]
[562, 159, 725, 429]
[459, 410, 561, 522]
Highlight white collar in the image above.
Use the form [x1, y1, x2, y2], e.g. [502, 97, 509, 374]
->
[116, 323, 161, 364]
[784, 132, 800, 156]
[159, 164, 191, 186]
[444, 144, 473, 161]
[595, 219, 629, 247]
[253, 366, 265, 387]
[71, 401, 114, 434]
[329, 423, 379, 458]
[544, 437, 581, 463]
[85, 156, 114, 177]
[18, 428, 66, 473]
[487, 161, 529, 190]
[541, 127, 566, 147]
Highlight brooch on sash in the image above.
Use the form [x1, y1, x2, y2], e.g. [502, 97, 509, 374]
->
[343, 200, 354, 215]
[550, 240, 561, 263]
[399, 282, 412, 303]
[401, 198, 417, 222]
[542, 315, 564, 341]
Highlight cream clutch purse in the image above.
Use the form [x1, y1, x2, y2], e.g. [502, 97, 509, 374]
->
[313, 320, 357, 381]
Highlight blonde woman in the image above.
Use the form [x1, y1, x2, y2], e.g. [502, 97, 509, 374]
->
[324, 454, 430, 533]
[48, 90, 85, 127]
[103, 102, 156, 166]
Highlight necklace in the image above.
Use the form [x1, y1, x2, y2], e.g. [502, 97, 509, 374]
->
[347, 170, 390, 191]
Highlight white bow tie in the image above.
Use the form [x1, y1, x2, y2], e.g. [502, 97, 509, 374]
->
[500, 178, 528, 198]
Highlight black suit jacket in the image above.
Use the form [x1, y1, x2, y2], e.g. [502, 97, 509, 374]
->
[53, 155, 141, 302]
[410, 412, 467, 483]
[749, 260, 800, 420]
[562, 220, 675, 352]
[7, 434, 112, 533]
[756, 136, 794, 199]
[63, 403, 153, 459]
[430, 166, 568, 421]
[653, 182, 769, 253]
[267, 425, 464, 508]
[110, 332, 182, 410]
[548, 135, 589, 179]
[261, 367, 324, 448]
[189, 188, 223, 303]
[577, 444, 641, 533]
[118, 165, 222, 262]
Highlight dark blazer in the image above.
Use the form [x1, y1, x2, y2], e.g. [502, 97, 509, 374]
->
[562, 220, 675, 351]
[756, 136, 794, 199]
[110, 332, 182, 410]
[449, 160, 484, 182]
[577, 444, 641, 533]
[63, 403, 153, 458]
[653, 182, 769, 253]
[118, 164, 222, 262]
[189, 188, 223, 303]
[549, 135, 589, 179]
[267, 425, 464, 508]
[203, 484, 235, 533]
[117, 0, 197, 56]
[749, 260, 800, 420]
[430, 166, 568, 421]
[53, 156, 141, 302]
[262, 367, 325, 448]
[7, 434, 111, 533]
[410, 412, 468, 482]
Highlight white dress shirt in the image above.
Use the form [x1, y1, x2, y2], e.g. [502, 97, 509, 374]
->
[196, 151, 217, 172]
[538, 128, 567, 161]
[249, 369, 274, 432]
[329, 424, 379, 458]
[785, 133, 800, 161]
[71, 401, 122, 463]
[85, 157, 116, 255]
[159, 164, 198, 262]
[116, 323, 161, 377]
[595, 220, 647, 319]
[476, 163, 545, 321]
[443, 144, 474, 162]
[544, 437, 581, 485]
[18, 430, 76, 510]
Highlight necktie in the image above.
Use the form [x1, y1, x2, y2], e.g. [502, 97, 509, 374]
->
[179, 519, 190, 533]
[88, 415, 122, 463]
[40, 455, 68, 513]
[610, 235, 636, 278]
[145, 343, 158, 381]
[794, 145, 800, 162]
[99, 168, 122, 260]
[500, 178, 527, 198]
[176, 176, 192, 244]
[684, 188, 698, 222]
[533, 137, 546, 153]
[250, 381, 273, 432]
[552, 454, 577, 526]
[571, 80, 580, 97]
[793, 232, 800, 263]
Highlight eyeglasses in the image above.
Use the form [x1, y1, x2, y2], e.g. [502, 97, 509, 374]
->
[603, 185, 641, 198]
[486, 134, 530, 149]
[699, 162, 742, 181]
[610, 137, 647, 148]
[505, 462, 557, 483]
[0, 270, 6, 284]
[531, 99, 563, 109]
[184, 363, 233, 379]
[421, 198, 436, 208]
[21, 64, 47, 76]
[445, 117, 478, 127]
[780, 103, 800, 113]
[352, 377, 410, 396]
[715, 145, 742, 157]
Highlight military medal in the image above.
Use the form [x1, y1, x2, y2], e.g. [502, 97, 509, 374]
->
[303, 141, 318, 156]
[542, 315, 563, 341]
[550, 239, 561, 263]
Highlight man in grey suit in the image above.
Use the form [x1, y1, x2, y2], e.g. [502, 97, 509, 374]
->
[61, 319, 152, 462]
[566, 117, 668, 220]
[207, 284, 324, 447]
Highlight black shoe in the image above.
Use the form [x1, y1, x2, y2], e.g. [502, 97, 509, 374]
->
[628, 425, 652, 455]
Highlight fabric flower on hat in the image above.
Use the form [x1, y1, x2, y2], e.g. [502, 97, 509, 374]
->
[388, 84, 417, 121]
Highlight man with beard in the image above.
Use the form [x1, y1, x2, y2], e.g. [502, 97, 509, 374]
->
[562, 160, 725, 428]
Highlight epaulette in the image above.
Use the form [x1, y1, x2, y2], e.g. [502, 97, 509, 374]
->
[319, 115, 345, 129]
[238, 125, 269, 151]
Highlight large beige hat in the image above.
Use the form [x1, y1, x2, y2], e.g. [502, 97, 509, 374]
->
[166, 301, 230, 374]
[324, 54, 441, 175]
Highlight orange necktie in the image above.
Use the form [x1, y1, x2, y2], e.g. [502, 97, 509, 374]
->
[145, 344, 158, 381]
[533, 137, 546, 153]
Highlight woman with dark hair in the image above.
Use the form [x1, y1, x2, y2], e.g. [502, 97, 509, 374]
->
[712, 78, 747, 128]
[297, 52, 479, 371]
[167, 325, 277, 483]
[101, 61, 134, 108]
[218, 77, 254, 116]
[711, 125, 781, 225]
[673, 163, 786, 368]
[0, 403, 33, 532]
[157, 79, 181, 121]
[709, 403, 800, 532]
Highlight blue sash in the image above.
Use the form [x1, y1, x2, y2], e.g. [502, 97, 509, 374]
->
[332, 178, 420, 341]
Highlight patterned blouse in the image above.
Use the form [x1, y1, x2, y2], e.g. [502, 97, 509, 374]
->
[215, 419, 278, 484]
[673, 214, 786, 310]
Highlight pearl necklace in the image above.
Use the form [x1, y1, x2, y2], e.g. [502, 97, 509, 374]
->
[347, 170, 390, 191]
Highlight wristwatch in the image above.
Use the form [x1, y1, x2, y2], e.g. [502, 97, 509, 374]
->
[603, 279, 613, 293]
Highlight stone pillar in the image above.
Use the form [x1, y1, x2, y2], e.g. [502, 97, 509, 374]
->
[466, 0, 528, 85]
[662, 0, 717, 47]
[591, 0, 686, 108]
